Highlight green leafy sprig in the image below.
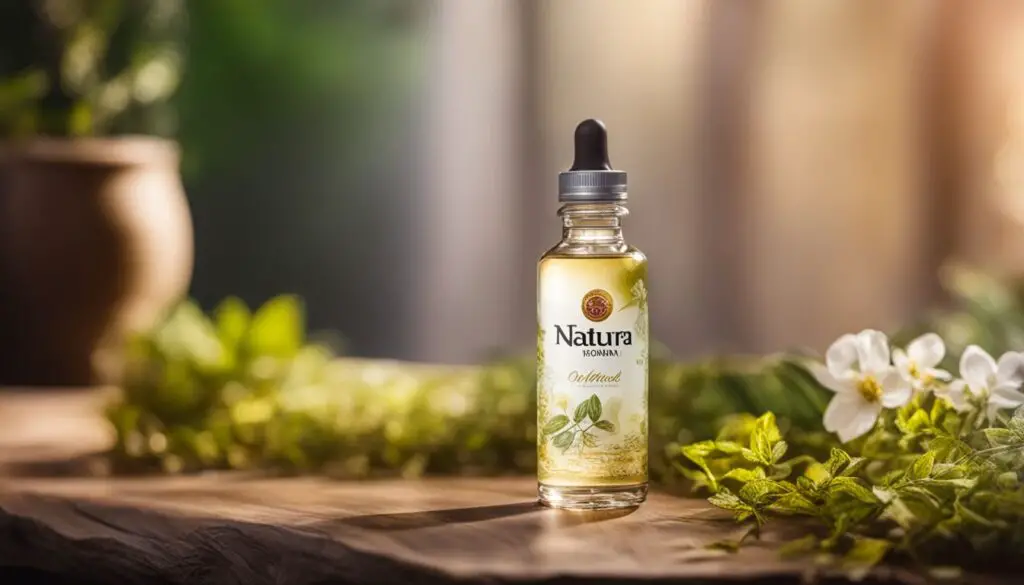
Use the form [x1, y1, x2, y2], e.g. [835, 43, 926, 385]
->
[679, 402, 1024, 576]
[542, 394, 616, 452]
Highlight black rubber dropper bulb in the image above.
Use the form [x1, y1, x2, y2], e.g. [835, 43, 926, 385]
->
[569, 119, 613, 171]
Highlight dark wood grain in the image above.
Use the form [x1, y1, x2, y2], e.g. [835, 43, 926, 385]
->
[0, 389, 1008, 585]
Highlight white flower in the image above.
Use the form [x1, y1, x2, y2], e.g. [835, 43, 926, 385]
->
[941, 345, 1024, 421]
[811, 330, 912, 443]
[892, 333, 951, 392]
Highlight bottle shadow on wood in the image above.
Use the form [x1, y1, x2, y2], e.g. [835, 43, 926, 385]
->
[332, 501, 542, 531]
[334, 500, 638, 532]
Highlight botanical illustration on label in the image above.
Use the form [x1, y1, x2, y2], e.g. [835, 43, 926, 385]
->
[537, 255, 648, 486]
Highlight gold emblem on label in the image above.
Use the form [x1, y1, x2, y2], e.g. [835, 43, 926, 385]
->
[581, 289, 613, 322]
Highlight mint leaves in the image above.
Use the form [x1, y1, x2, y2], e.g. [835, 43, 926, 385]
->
[678, 402, 1024, 576]
[542, 415, 570, 436]
[543, 394, 616, 453]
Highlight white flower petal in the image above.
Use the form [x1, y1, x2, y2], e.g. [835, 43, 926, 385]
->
[836, 403, 882, 443]
[996, 351, 1024, 388]
[907, 333, 944, 369]
[826, 334, 860, 378]
[990, 383, 1024, 409]
[942, 379, 974, 412]
[987, 403, 1002, 426]
[856, 330, 891, 374]
[925, 368, 953, 382]
[809, 362, 854, 394]
[878, 370, 912, 408]
[823, 392, 864, 434]
[959, 345, 997, 391]
[893, 349, 912, 381]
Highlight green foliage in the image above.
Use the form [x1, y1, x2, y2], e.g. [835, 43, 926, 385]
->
[176, 0, 422, 175]
[542, 394, 616, 453]
[0, 0, 186, 137]
[671, 264, 1024, 577]
[108, 297, 833, 479]
[108, 296, 542, 477]
[677, 401, 1024, 576]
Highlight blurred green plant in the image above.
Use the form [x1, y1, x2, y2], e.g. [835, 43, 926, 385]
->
[0, 0, 185, 137]
[176, 0, 422, 176]
[107, 295, 832, 479]
[895, 263, 1024, 367]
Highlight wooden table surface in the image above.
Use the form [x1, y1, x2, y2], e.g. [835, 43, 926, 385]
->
[0, 389, 1005, 585]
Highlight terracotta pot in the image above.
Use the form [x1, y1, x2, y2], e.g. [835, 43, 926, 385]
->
[0, 138, 193, 386]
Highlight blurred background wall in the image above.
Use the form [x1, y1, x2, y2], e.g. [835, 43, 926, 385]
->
[411, 0, 1024, 362]
[6, 0, 1024, 365]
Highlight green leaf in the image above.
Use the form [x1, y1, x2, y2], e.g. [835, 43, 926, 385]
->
[739, 478, 793, 506]
[750, 412, 781, 463]
[842, 537, 891, 581]
[543, 415, 570, 435]
[552, 430, 575, 450]
[586, 394, 602, 422]
[931, 396, 950, 424]
[841, 457, 867, 477]
[681, 441, 716, 464]
[247, 296, 303, 358]
[1009, 407, 1024, 437]
[714, 441, 745, 454]
[552, 430, 577, 452]
[806, 462, 830, 485]
[573, 400, 589, 423]
[708, 488, 745, 510]
[928, 436, 971, 460]
[985, 428, 1017, 447]
[215, 297, 251, 349]
[756, 412, 782, 443]
[681, 441, 719, 492]
[741, 449, 763, 464]
[900, 485, 944, 508]
[881, 495, 926, 530]
[824, 447, 851, 477]
[916, 478, 976, 490]
[709, 488, 759, 523]
[769, 492, 820, 516]
[955, 501, 1001, 528]
[908, 452, 935, 480]
[722, 467, 766, 484]
[593, 420, 615, 432]
[771, 441, 788, 464]
[581, 432, 598, 448]
[797, 476, 816, 494]
[829, 477, 880, 504]
[901, 409, 932, 433]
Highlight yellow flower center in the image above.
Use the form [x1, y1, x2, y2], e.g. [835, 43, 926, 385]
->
[857, 376, 882, 403]
[908, 362, 934, 386]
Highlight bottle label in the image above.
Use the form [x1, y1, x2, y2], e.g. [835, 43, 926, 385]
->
[537, 257, 648, 486]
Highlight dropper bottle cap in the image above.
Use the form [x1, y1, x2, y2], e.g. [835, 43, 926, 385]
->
[558, 119, 628, 203]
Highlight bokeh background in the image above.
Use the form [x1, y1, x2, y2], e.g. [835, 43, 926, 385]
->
[3, 0, 1024, 366]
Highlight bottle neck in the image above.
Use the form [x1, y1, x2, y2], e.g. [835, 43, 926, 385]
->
[559, 203, 628, 249]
